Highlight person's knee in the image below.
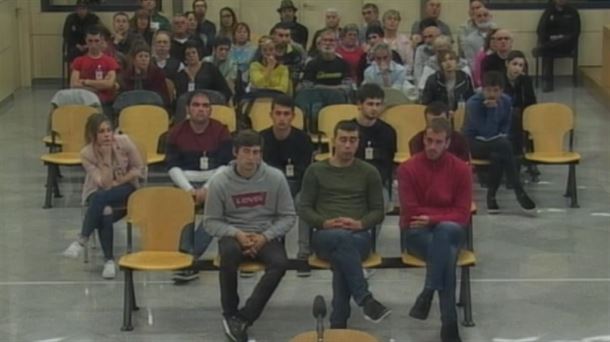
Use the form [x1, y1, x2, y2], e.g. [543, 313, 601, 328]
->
[435, 222, 464, 241]
[219, 238, 242, 266]
[267, 254, 289, 273]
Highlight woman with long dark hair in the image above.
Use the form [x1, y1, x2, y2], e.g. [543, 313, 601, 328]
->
[217, 7, 238, 42]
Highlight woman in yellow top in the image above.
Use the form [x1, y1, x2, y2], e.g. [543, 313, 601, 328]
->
[248, 36, 291, 94]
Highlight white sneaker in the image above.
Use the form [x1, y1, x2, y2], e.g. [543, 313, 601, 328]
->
[102, 260, 116, 279]
[62, 241, 84, 259]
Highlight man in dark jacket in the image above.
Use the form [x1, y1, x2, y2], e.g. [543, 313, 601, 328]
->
[276, 0, 309, 48]
[534, 0, 581, 92]
[62, 0, 100, 63]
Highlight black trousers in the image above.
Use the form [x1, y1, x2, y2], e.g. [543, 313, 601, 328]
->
[218, 237, 288, 325]
[538, 40, 575, 83]
[469, 137, 522, 195]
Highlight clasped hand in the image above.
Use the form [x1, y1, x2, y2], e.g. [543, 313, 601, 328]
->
[322, 217, 363, 230]
[236, 231, 267, 258]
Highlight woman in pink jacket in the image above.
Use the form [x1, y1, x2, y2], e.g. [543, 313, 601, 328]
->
[63, 113, 143, 279]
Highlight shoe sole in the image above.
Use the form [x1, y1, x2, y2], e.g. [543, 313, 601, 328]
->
[296, 272, 311, 278]
[171, 274, 199, 282]
[363, 309, 391, 324]
[408, 309, 429, 320]
[487, 209, 500, 215]
[222, 319, 238, 342]
[520, 207, 538, 217]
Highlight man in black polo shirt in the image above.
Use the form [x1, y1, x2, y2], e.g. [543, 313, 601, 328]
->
[260, 95, 314, 276]
[302, 29, 351, 88]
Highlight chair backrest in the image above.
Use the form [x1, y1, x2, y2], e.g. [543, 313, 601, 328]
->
[127, 187, 195, 252]
[51, 105, 100, 152]
[383, 87, 412, 108]
[118, 105, 169, 158]
[452, 107, 466, 133]
[523, 103, 574, 154]
[381, 104, 427, 158]
[113, 90, 164, 114]
[50, 88, 101, 108]
[165, 78, 176, 104]
[175, 90, 227, 123]
[127, 136, 149, 184]
[318, 104, 360, 147]
[211, 105, 237, 132]
[249, 98, 305, 131]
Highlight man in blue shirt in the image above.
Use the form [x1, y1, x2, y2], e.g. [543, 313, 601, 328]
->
[464, 71, 536, 214]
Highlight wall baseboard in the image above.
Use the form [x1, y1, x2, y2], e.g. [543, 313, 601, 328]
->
[0, 93, 15, 115]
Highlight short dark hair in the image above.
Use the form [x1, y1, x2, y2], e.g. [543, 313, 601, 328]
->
[362, 3, 379, 12]
[271, 22, 292, 35]
[187, 90, 210, 105]
[214, 36, 232, 49]
[183, 39, 203, 59]
[419, 18, 438, 31]
[234, 129, 264, 151]
[356, 84, 384, 103]
[129, 42, 151, 59]
[192, 0, 206, 10]
[271, 94, 295, 112]
[426, 117, 452, 137]
[113, 12, 129, 20]
[85, 26, 101, 36]
[425, 102, 450, 117]
[482, 71, 505, 88]
[365, 25, 384, 39]
[506, 50, 526, 63]
[333, 120, 359, 137]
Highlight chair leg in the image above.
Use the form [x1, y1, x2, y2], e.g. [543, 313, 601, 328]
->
[460, 266, 475, 327]
[457, 267, 465, 307]
[121, 269, 134, 331]
[43, 164, 54, 209]
[52, 165, 62, 198]
[130, 274, 139, 311]
[569, 164, 580, 208]
[564, 165, 573, 198]
[83, 241, 89, 263]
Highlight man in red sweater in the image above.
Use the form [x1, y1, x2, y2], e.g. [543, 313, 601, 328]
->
[397, 118, 472, 342]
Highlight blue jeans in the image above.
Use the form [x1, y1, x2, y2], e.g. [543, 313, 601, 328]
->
[179, 220, 214, 260]
[402, 222, 465, 323]
[312, 229, 372, 328]
[81, 183, 136, 260]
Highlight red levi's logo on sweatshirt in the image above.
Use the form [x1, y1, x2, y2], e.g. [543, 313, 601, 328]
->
[232, 192, 267, 208]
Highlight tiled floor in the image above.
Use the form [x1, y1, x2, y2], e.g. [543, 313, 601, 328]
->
[0, 79, 609, 341]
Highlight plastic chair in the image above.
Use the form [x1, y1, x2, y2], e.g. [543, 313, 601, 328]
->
[119, 187, 196, 331]
[452, 106, 466, 133]
[533, 45, 578, 88]
[44, 89, 102, 147]
[291, 329, 379, 342]
[41, 105, 99, 209]
[113, 90, 164, 115]
[118, 105, 169, 165]
[249, 102, 305, 131]
[174, 90, 227, 124]
[381, 104, 427, 163]
[212, 256, 265, 273]
[313, 104, 360, 161]
[211, 105, 237, 132]
[401, 202, 478, 327]
[523, 103, 581, 208]
[308, 226, 382, 269]
[383, 87, 413, 108]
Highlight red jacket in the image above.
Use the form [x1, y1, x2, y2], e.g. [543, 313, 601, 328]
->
[397, 152, 472, 228]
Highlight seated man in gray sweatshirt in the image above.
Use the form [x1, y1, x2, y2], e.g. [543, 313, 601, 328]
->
[299, 120, 391, 329]
[203, 130, 296, 342]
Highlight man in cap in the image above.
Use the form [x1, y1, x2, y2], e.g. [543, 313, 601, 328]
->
[275, 0, 309, 48]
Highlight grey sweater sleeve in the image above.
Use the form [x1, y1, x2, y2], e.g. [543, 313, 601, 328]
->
[263, 176, 297, 241]
[203, 176, 241, 238]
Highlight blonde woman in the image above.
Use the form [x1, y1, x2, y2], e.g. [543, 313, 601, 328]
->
[249, 36, 290, 94]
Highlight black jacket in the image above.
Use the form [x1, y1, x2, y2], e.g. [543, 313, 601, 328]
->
[536, 4, 580, 51]
[282, 19, 309, 49]
[503, 74, 536, 111]
[421, 71, 475, 111]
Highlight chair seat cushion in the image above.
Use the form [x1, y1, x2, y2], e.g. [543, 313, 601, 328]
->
[147, 153, 166, 164]
[308, 252, 382, 269]
[402, 250, 476, 267]
[43, 135, 63, 145]
[40, 152, 81, 165]
[525, 152, 580, 164]
[119, 251, 193, 270]
[213, 256, 265, 272]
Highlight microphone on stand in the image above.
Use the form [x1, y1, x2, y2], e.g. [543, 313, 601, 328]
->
[313, 295, 327, 342]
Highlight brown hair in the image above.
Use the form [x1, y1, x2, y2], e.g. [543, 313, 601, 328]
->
[84, 113, 111, 144]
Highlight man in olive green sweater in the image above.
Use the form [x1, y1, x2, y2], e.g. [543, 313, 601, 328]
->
[298, 120, 391, 329]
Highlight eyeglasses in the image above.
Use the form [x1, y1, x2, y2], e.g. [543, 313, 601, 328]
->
[86, 39, 101, 43]
[362, 10, 373, 15]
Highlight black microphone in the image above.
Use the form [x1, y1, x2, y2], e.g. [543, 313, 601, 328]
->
[313, 295, 326, 342]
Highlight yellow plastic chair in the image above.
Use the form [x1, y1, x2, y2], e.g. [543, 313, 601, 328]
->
[401, 202, 478, 327]
[291, 329, 379, 342]
[119, 187, 196, 331]
[308, 226, 382, 269]
[250, 105, 305, 131]
[40, 105, 99, 208]
[118, 105, 169, 165]
[212, 255, 266, 273]
[381, 104, 427, 163]
[211, 105, 237, 132]
[314, 104, 360, 161]
[452, 106, 466, 133]
[523, 103, 581, 207]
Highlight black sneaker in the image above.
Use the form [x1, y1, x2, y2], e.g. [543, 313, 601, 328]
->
[486, 195, 500, 215]
[362, 296, 391, 323]
[516, 190, 536, 214]
[441, 321, 462, 342]
[222, 316, 248, 342]
[296, 259, 311, 278]
[409, 289, 434, 320]
[172, 269, 199, 284]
